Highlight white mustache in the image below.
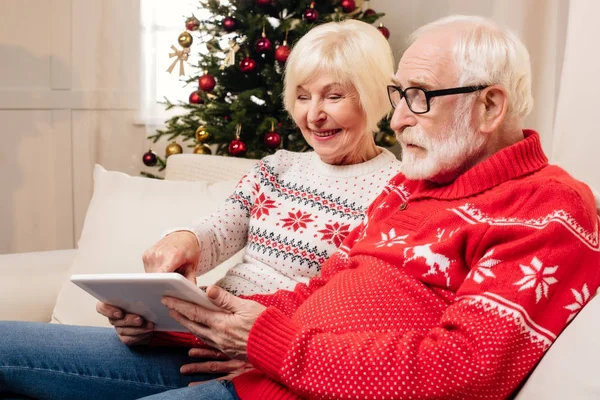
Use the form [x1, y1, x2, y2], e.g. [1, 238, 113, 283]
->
[398, 127, 431, 149]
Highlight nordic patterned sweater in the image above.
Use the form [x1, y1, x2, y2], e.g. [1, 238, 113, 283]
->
[231, 130, 600, 400]
[150, 148, 400, 347]
[190, 148, 400, 296]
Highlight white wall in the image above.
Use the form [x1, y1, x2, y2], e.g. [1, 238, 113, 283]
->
[375, 0, 569, 154]
[551, 0, 600, 190]
[0, 0, 146, 253]
[0, 0, 594, 254]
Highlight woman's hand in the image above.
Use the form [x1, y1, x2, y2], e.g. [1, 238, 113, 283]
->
[142, 231, 201, 284]
[96, 301, 154, 346]
[162, 285, 267, 360]
[181, 348, 254, 385]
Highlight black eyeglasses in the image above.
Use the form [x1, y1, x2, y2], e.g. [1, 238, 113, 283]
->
[387, 84, 488, 114]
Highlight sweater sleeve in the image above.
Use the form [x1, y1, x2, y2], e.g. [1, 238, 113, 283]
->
[185, 162, 262, 275]
[245, 189, 600, 399]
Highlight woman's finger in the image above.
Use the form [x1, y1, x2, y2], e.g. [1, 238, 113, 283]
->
[180, 360, 249, 375]
[96, 302, 123, 319]
[118, 331, 153, 346]
[115, 323, 154, 337]
[109, 313, 146, 327]
[187, 367, 254, 385]
[188, 347, 229, 359]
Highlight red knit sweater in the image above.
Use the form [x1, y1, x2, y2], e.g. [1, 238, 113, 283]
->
[230, 131, 600, 399]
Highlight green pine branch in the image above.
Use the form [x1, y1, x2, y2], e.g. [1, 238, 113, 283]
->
[144, 0, 397, 169]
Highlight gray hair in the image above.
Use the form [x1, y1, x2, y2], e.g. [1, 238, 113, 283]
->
[283, 19, 394, 133]
[409, 15, 533, 120]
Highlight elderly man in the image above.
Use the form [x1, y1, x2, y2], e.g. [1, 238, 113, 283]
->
[150, 15, 600, 400]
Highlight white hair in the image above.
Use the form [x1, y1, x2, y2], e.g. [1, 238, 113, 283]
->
[409, 15, 533, 120]
[283, 19, 394, 134]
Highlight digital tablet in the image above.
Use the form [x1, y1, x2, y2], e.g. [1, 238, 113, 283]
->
[70, 273, 221, 332]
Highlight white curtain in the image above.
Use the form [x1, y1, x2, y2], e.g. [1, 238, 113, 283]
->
[139, 0, 205, 126]
[551, 0, 600, 190]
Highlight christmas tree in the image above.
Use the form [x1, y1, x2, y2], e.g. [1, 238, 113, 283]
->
[142, 0, 397, 173]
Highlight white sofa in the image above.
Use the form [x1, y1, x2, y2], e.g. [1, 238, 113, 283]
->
[0, 153, 598, 399]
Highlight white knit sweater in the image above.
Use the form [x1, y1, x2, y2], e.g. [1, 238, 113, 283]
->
[190, 148, 401, 295]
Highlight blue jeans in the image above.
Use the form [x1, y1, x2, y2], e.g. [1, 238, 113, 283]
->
[138, 380, 239, 400]
[0, 321, 231, 400]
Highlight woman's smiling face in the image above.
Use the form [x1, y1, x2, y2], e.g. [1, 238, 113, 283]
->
[293, 74, 372, 165]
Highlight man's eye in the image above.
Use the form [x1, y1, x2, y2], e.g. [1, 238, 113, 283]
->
[328, 94, 342, 100]
[297, 95, 309, 100]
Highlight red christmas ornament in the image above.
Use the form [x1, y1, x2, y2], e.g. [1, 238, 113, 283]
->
[378, 23, 390, 39]
[363, 8, 376, 16]
[142, 150, 157, 167]
[340, 0, 356, 13]
[189, 91, 204, 104]
[264, 131, 281, 149]
[222, 16, 237, 32]
[239, 57, 257, 73]
[228, 139, 247, 156]
[256, 0, 271, 6]
[275, 43, 291, 63]
[255, 37, 273, 53]
[304, 3, 319, 23]
[185, 16, 200, 31]
[199, 73, 216, 92]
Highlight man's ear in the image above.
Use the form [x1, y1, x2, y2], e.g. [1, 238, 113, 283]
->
[478, 85, 508, 134]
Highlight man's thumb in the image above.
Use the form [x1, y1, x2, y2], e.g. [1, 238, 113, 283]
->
[206, 285, 237, 312]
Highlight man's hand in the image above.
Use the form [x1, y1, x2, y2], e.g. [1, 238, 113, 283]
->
[96, 301, 154, 346]
[181, 348, 254, 385]
[142, 231, 201, 284]
[162, 286, 267, 360]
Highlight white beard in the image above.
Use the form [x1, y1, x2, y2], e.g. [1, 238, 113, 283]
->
[398, 106, 486, 182]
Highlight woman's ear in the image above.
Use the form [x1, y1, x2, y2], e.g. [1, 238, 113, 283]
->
[478, 85, 508, 134]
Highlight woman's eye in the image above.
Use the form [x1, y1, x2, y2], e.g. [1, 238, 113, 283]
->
[328, 94, 342, 100]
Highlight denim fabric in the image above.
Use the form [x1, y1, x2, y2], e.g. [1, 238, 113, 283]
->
[0, 321, 217, 400]
[138, 380, 240, 400]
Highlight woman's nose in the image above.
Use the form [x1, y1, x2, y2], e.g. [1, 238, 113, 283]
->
[307, 101, 326, 124]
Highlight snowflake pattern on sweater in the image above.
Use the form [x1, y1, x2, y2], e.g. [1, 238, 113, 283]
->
[189, 148, 401, 296]
[235, 131, 600, 400]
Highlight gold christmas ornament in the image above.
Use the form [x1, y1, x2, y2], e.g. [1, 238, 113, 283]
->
[380, 133, 397, 147]
[193, 144, 212, 155]
[165, 141, 183, 157]
[221, 39, 243, 70]
[167, 45, 190, 76]
[195, 126, 211, 143]
[178, 31, 193, 48]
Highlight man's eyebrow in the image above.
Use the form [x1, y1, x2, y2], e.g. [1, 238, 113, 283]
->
[390, 76, 433, 89]
[408, 76, 433, 89]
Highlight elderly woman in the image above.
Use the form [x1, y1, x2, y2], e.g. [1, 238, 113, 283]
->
[0, 19, 398, 399]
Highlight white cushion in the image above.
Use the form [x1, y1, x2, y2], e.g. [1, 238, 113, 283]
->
[51, 165, 242, 327]
[515, 293, 600, 399]
[165, 153, 257, 184]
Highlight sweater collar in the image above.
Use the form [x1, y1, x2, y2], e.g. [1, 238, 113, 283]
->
[310, 147, 397, 178]
[410, 130, 548, 200]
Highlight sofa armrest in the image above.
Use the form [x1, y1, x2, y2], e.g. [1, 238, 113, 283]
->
[0, 249, 76, 322]
[515, 291, 600, 399]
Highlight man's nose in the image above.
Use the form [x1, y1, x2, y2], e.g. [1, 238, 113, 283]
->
[389, 99, 417, 134]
